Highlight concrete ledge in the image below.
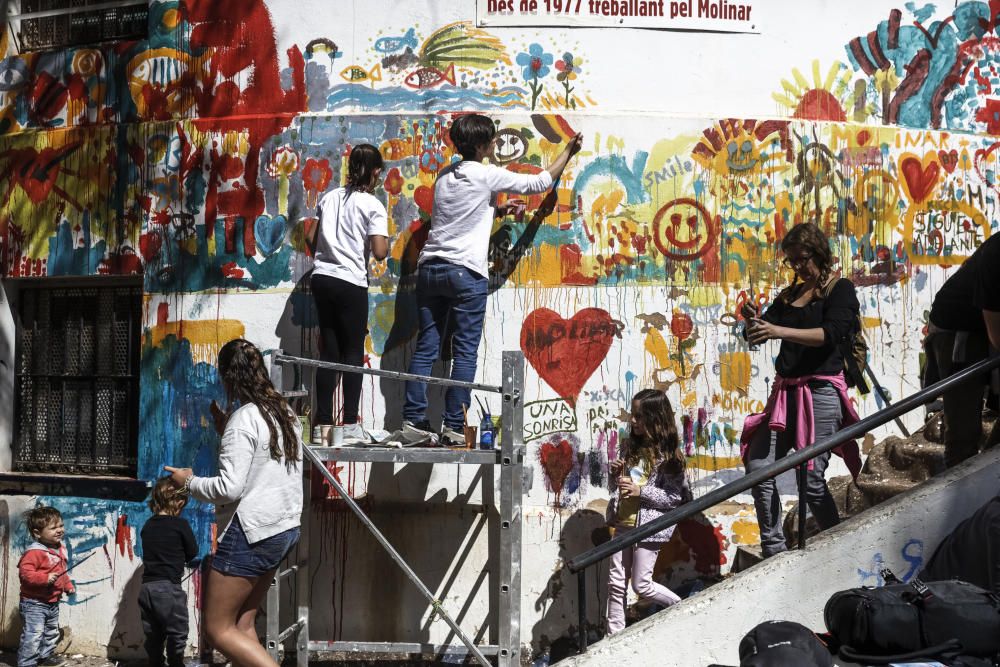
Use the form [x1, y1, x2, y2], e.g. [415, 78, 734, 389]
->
[0, 471, 150, 501]
[559, 447, 1000, 666]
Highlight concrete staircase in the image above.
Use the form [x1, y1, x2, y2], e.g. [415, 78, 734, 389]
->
[557, 436, 1000, 666]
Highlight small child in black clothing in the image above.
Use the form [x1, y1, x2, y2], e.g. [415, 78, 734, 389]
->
[139, 477, 198, 667]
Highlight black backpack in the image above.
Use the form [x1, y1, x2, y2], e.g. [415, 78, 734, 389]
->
[819, 278, 870, 394]
[737, 620, 833, 667]
[824, 571, 1000, 665]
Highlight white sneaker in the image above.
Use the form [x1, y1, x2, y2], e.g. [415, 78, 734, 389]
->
[441, 426, 466, 448]
[342, 422, 367, 443]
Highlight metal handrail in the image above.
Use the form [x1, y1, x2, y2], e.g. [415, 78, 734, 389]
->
[567, 353, 1000, 653]
[273, 353, 503, 393]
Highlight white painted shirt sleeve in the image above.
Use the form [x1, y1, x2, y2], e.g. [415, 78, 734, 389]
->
[483, 164, 553, 195]
[367, 198, 388, 237]
[189, 425, 255, 505]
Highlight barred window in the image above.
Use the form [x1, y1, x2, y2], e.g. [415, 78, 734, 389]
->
[14, 279, 141, 476]
[11, 0, 149, 52]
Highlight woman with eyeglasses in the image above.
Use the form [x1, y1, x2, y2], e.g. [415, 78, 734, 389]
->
[739, 222, 863, 558]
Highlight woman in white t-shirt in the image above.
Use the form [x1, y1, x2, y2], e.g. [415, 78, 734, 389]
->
[308, 144, 389, 444]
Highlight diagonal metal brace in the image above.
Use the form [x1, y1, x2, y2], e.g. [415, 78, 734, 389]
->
[302, 445, 491, 667]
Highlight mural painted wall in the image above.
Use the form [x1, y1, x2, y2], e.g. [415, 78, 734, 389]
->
[0, 0, 994, 659]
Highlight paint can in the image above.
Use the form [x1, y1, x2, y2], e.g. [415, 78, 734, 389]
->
[331, 425, 345, 447]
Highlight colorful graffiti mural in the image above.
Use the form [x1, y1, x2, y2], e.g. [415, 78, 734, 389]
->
[1, 0, 999, 657]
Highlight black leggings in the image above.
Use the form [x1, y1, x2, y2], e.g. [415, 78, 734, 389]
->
[311, 274, 368, 425]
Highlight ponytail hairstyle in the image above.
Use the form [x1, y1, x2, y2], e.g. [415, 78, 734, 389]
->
[217, 339, 300, 464]
[629, 388, 685, 474]
[779, 222, 834, 302]
[346, 144, 383, 193]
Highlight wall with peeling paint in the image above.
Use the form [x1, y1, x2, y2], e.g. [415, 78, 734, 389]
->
[0, 0, 995, 659]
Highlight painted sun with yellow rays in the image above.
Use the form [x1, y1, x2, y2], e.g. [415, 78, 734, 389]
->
[773, 61, 869, 122]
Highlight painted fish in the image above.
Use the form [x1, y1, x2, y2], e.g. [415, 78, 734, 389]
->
[403, 62, 456, 89]
[374, 27, 418, 54]
[340, 63, 382, 84]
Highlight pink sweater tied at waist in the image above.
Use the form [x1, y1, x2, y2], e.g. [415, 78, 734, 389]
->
[739, 372, 863, 478]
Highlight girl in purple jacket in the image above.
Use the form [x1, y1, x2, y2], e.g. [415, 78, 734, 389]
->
[605, 388, 691, 635]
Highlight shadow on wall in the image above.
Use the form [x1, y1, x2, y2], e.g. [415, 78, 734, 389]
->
[528, 509, 725, 664]
[108, 565, 145, 659]
[306, 461, 486, 647]
[529, 508, 609, 664]
[274, 271, 319, 419]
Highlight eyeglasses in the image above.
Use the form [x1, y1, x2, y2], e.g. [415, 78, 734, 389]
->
[782, 252, 813, 267]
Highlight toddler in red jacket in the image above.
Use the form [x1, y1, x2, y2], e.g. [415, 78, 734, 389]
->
[17, 506, 74, 667]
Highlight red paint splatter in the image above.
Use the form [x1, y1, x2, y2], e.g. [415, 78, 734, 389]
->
[677, 518, 727, 575]
[670, 312, 694, 340]
[183, 0, 306, 257]
[115, 514, 134, 561]
[139, 231, 163, 262]
[0, 141, 84, 206]
[538, 438, 575, 505]
[220, 261, 244, 279]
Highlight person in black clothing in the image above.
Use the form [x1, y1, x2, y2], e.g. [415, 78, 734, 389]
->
[741, 222, 862, 557]
[139, 477, 198, 667]
[926, 233, 1000, 468]
[920, 494, 1000, 592]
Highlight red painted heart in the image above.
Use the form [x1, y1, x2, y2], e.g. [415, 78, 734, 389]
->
[900, 156, 940, 203]
[413, 185, 434, 216]
[974, 141, 1000, 189]
[520, 307, 618, 407]
[538, 438, 575, 495]
[938, 149, 959, 173]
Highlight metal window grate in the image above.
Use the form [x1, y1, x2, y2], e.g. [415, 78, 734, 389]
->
[17, 0, 148, 52]
[15, 282, 141, 475]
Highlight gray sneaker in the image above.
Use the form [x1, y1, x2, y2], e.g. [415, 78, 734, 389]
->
[401, 421, 437, 446]
[311, 425, 330, 446]
[441, 426, 466, 448]
[341, 422, 367, 443]
[39, 657, 66, 667]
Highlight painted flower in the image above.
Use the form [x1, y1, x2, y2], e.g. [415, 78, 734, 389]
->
[267, 145, 300, 178]
[516, 43, 553, 81]
[383, 167, 403, 196]
[301, 158, 333, 194]
[555, 52, 582, 82]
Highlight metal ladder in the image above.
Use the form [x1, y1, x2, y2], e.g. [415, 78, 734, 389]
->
[261, 350, 526, 666]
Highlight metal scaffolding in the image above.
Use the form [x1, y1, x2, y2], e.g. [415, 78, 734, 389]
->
[262, 351, 526, 667]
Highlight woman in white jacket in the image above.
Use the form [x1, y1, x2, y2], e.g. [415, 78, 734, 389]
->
[166, 339, 302, 667]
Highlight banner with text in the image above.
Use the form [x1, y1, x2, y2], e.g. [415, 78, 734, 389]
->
[477, 0, 757, 33]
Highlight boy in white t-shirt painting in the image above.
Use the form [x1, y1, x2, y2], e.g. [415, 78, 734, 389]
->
[308, 144, 389, 444]
[402, 114, 583, 445]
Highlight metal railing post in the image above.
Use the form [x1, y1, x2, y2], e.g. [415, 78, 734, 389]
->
[797, 463, 807, 550]
[498, 350, 525, 667]
[266, 577, 280, 661]
[577, 572, 588, 654]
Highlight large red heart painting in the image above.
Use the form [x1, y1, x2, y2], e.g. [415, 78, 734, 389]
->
[520, 308, 618, 407]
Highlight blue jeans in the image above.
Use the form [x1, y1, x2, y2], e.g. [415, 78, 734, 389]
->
[745, 382, 843, 557]
[404, 260, 488, 430]
[18, 599, 60, 666]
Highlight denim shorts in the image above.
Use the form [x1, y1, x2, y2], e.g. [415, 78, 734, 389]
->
[212, 516, 299, 578]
